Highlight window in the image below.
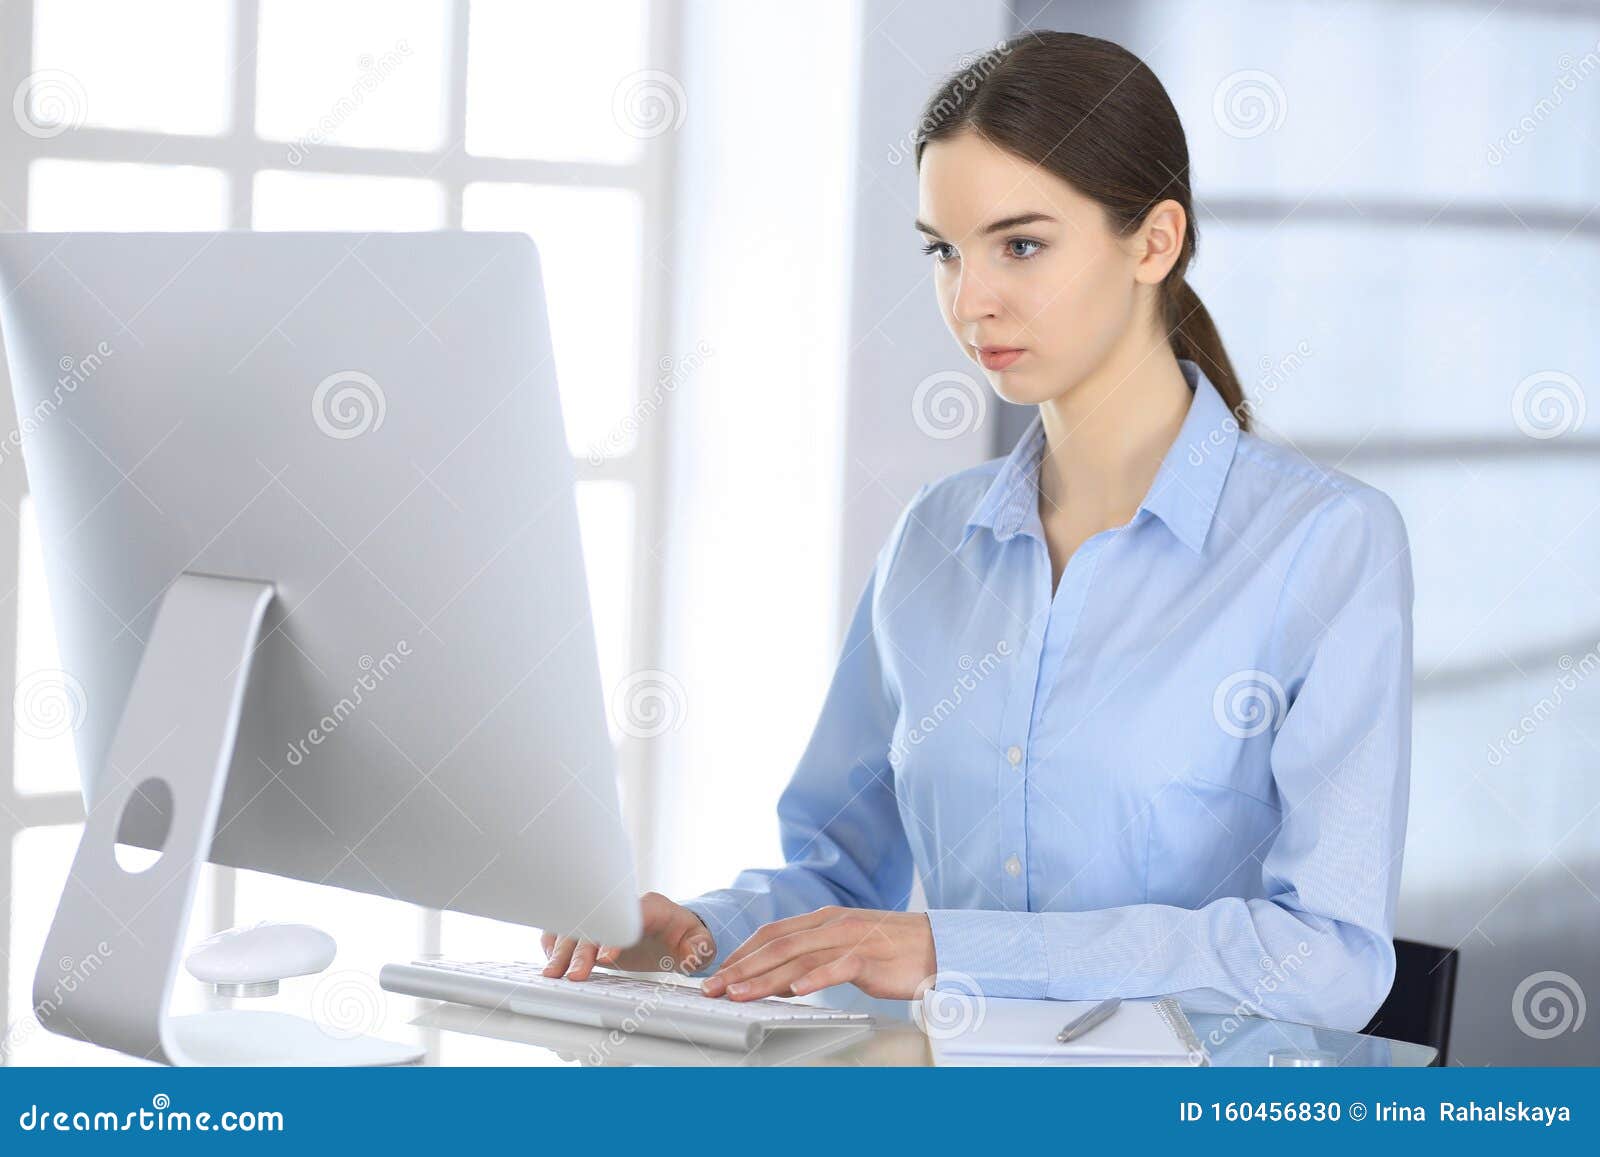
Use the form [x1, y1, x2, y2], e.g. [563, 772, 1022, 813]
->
[0, 0, 675, 1062]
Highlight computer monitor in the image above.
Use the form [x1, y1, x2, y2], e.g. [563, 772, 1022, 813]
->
[0, 232, 642, 1026]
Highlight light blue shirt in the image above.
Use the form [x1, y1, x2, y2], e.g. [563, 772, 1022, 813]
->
[684, 359, 1413, 1030]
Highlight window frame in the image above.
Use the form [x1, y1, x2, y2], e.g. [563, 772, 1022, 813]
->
[0, 0, 680, 1060]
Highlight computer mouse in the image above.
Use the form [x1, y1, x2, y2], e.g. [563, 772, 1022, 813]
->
[185, 921, 337, 997]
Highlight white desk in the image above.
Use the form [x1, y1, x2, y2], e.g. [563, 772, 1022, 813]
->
[404, 992, 1439, 1068]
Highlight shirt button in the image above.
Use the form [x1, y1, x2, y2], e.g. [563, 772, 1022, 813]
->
[1004, 854, 1022, 878]
[1006, 745, 1023, 767]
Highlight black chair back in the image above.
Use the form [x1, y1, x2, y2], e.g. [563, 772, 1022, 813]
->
[1361, 938, 1458, 1064]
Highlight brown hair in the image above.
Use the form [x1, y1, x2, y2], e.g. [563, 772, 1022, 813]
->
[913, 31, 1250, 432]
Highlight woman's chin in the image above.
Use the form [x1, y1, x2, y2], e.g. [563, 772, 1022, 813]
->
[985, 371, 1052, 408]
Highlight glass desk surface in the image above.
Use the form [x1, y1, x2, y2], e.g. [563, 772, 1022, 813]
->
[405, 986, 1438, 1068]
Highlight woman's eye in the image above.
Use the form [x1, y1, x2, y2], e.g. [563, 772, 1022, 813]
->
[920, 240, 956, 263]
[1007, 238, 1043, 259]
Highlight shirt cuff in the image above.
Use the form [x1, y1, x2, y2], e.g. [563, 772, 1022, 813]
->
[926, 909, 1051, 999]
[678, 894, 764, 977]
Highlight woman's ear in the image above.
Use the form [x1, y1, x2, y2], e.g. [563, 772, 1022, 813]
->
[1131, 198, 1187, 286]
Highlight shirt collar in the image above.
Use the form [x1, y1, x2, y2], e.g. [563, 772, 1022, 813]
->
[960, 358, 1240, 555]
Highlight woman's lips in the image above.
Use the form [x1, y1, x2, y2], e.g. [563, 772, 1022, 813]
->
[976, 346, 1025, 370]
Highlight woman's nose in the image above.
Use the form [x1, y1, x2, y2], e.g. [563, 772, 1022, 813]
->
[950, 266, 1000, 323]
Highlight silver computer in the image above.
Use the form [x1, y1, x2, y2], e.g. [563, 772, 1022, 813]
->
[0, 231, 642, 1060]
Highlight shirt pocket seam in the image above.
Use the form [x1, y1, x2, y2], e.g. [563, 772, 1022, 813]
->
[1184, 772, 1283, 814]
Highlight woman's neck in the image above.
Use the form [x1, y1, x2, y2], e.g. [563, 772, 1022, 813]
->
[1035, 336, 1193, 524]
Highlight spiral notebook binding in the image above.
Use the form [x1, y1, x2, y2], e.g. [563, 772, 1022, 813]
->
[1154, 996, 1210, 1066]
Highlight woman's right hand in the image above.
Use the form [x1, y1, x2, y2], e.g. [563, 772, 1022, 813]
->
[540, 891, 717, 981]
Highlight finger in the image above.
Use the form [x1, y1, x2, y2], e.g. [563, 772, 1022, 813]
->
[564, 940, 600, 981]
[722, 951, 836, 1001]
[595, 944, 621, 965]
[541, 935, 577, 977]
[718, 908, 838, 972]
[788, 955, 862, 997]
[712, 923, 859, 989]
[540, 930, 556, 956]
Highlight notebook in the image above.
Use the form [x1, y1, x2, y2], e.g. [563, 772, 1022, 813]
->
[914, 993, 1209, 1066]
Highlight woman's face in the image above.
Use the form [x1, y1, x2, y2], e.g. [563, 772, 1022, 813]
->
[915, 128, 1167, 406]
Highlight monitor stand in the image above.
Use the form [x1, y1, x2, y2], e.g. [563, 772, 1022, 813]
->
[31, 572, 423, 1066]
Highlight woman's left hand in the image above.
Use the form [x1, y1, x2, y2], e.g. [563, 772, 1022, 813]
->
[699, 907, 937, 1000]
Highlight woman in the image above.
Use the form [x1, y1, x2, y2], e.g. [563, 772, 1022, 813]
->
[542, 31, 1413, 1031]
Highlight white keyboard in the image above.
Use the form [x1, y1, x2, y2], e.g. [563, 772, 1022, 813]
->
[379, 958, 872, 1052]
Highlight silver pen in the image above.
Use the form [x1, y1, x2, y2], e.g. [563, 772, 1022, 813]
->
[1056, 996, 1122, 1043]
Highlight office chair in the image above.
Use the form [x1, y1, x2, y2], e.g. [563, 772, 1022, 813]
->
[1361, 938, 1459, 1064]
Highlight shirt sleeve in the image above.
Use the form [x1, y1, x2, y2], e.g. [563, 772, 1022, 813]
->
[679, 489, 925, 976]
[925, 487, 1414, 1031]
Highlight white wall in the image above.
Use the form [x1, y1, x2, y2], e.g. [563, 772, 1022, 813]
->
[646, 0, 862, 896]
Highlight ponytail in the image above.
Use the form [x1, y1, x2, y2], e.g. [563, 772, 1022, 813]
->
[1167, 279, 1250, 433]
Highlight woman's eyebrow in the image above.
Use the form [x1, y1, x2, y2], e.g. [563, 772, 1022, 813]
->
[914, 212, 1058, 239]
